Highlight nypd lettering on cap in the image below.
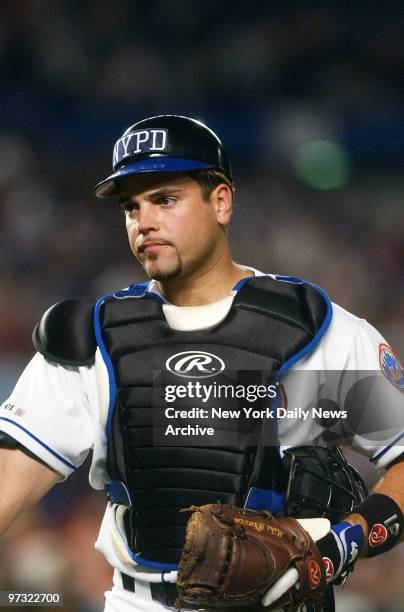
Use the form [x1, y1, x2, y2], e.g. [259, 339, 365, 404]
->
[113, 129, 168, 170]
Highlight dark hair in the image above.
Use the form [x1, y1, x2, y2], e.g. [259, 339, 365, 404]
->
[187, 168, 235, 201]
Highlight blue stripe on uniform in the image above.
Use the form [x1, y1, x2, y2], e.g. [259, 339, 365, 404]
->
[0, 417, 76, 470]
[370, 432, 404, 462]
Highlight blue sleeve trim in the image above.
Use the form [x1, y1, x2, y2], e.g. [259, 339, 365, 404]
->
[276, 276, 333, 375]
[370, 432, 404, 462]
[0, 417, 76, 470]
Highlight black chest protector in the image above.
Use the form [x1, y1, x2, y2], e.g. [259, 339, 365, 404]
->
[93, 275, 331, 568]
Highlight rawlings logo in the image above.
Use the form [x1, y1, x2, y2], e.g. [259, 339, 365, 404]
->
[308, 560, 322, 589]
[369, 524, 388, 548]
[166, 351, 225, 379]
[323, 557, 334, 582]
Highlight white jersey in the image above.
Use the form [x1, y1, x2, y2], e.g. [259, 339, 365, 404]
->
[1, 268, 403, 607]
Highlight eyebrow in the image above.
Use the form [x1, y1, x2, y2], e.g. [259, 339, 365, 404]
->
[148, 187, 185, 201]
[120, 186, 185, 203]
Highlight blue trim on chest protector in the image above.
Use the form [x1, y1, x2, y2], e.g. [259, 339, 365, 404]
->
[93, 280, 164, 436]
[244, 487, 285, 514]
[276, 276, 333, 374]
[243, 379, 285, 514]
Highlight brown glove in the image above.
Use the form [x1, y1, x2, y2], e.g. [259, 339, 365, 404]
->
[176, 503, 326, 611]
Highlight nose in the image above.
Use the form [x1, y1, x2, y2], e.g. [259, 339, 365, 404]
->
[137, 203, 159, 234]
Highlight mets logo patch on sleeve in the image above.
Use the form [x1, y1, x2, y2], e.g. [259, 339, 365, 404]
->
[379, 344, 404, 393]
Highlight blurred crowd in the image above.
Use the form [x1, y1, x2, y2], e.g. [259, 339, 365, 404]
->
[0, 2, 403, 611]
[0, 141, 402, 374]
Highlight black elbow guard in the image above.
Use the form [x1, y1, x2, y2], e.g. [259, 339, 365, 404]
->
[32, 298, 96, 366]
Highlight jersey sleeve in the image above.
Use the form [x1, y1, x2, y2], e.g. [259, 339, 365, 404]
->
[0, 352, 96, 479]
[340, 319, 404, 469]
[279, 310, 404, 470]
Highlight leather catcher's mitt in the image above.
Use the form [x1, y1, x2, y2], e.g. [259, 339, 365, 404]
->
[176, 503, 326, 610]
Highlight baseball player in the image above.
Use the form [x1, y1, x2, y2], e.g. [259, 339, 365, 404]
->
[0, 115, 403, 612]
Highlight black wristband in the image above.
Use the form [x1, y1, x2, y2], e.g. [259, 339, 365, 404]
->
[316, 530, 343, 582]
[357, 493, 403, 557]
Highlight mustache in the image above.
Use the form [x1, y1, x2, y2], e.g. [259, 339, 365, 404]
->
[135, 235, 174, 253]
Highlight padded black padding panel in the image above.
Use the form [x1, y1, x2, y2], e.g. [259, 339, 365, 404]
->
[33, 298, 96, 365]
[99, 275, 330, 564]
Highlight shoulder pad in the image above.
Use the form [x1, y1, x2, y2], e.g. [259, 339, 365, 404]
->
[32, 298, 96, 366]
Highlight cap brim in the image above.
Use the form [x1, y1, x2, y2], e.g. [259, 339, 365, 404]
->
[94, 157, 213, 198]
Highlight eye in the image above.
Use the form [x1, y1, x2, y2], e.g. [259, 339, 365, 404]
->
[159, 196, 176, 206]
[120, 201, 139, 214]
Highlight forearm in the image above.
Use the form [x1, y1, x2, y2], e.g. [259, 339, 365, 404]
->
[372, 459, 404, 527]
[315, 458, 404, 583]
[345, 459, 404, 555]
[0, 446, 62, 536]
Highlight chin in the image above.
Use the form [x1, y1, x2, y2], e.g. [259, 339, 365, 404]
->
[144, 261, 182, 281]
[151, 268, 182, 281]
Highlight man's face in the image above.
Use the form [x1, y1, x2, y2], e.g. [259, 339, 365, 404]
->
[119, 173, 229, 281]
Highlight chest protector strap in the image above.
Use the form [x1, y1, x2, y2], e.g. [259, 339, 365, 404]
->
[95, 275, 332, 569]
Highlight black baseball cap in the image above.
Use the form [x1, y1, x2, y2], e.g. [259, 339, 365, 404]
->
[94, 114, 232, 198]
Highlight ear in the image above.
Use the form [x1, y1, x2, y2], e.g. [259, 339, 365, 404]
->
[212, 183, 233, 226]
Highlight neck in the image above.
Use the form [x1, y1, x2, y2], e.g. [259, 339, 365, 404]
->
[158, 257, 254, 306]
